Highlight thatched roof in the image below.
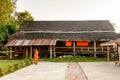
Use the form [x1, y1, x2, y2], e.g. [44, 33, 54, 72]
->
[11, 20, 120, 41]
[19, 20, 114, 31]
[11, 31, 120, 41]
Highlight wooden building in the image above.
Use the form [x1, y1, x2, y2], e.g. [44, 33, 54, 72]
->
[6, 20, 120, 59]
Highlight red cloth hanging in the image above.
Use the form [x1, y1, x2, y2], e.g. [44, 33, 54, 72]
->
[76, 41, 89, 46]
[66, 41, 72, 46]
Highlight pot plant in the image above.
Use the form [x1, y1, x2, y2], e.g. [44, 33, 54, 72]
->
[0, 67, 4, 76]
[20, 61, 25, 67]
[14, 63, 19, 69]
[29, 58, 34, 64]
[8, 65, 12, 72]
[25, 58, 30, 65]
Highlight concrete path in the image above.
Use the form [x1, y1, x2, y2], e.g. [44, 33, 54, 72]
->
[1, 62, 120, 80]
[65, 63, 87, 80]
[0, 62, 67, 80]
[79, 62, 120, 80]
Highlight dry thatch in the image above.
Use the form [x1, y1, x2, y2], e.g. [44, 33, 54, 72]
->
[11, 20, 120, 41]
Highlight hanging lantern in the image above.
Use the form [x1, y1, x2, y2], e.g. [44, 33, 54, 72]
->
[76, 41, 89, 46]
[66, 41, 72, 46]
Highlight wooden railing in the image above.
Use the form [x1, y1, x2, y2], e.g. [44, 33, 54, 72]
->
[55, 46, 114, 54]
[5, 46, 115, 54]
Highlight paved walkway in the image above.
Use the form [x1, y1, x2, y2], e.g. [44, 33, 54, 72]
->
[0, 62, 67, 80]
[65, 63, 87, 80]
[1, 62, 120, 80]
[79, 62, 120, 80]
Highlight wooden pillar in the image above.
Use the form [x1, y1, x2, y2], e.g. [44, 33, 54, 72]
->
[94, 41, 97, 58]
[53, 46, 56, 57]
[6, 48, 8, 56]
[23, 47, 25, 58]
[118, 46, 120, 62]
[10, 47, 12, 59]
[25, 47, 28, 58]
[30, 46, 32, 58]
[88, 47, 89, 51]
[50, 46, 52, 58]
[73, 41, 76, 56]
[102, 46, 103, 52]
[107, 46, 110, 62]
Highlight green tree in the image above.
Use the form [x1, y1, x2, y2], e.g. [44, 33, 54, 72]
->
[0, 0, 34, 44]
[16, 11, 34, 25]
[0, 24, 16, 44]
[0, 0, 14, 24]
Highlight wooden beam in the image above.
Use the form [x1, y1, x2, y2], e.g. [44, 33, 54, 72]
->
[107, 46, 110, 62]
[10, 47, 12, 59]
[73, 41, 76, 56]
[30, 46, 32, 58]
[50, 46, 52, 58]
[94, 41, 97, 58]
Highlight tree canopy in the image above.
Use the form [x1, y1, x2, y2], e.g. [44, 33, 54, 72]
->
[0, 24, 16, 44]
[0, 0, 14, 24]
[0, 0, 34, 44]
[16, 11, 34, 25]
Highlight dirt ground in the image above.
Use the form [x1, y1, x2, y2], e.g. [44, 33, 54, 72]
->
[0, 62, 120, 80]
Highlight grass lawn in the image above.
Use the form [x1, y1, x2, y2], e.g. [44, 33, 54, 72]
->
[0, 60, 21, 72]
[0, 59, 23, 75]
[44, 56, 115, 62]
[0, 59, 31, 75]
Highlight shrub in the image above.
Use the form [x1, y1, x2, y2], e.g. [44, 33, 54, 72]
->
[8, 65, 12, 72]
[20, 61, 25, 67]
[0, 67, 4, 76]
[29, 58, 34, 64]
[14, 63, 19, 69]
[25, 58, 30, 65]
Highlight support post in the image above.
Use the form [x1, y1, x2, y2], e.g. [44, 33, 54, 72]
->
[73, 41, 76, 56]
[107, 46, 110, 62]
[118, 46, 120, 62]
[53, 46, 56, 57]
[94, 41, 97, 58]
[10, 47, 12, 59]
[25, 47, 28, 58]
[30, 46, 32, 58]
[50, 46, 52, 58]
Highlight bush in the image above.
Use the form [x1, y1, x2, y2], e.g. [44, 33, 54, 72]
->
[25, 58, 30, 65]
[20, 61, 25, 67]
[8, 65, 12, 72]
[14, 63, 19, 69]
[0, 67, 4, 76]
[29, 58, 34, 64]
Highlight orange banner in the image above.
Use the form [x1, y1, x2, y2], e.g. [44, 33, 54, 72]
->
[76, 41, 89, 46]
[66, 41, 72, 46]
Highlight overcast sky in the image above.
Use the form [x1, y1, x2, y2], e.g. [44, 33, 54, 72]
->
[17, 0, 120, 30]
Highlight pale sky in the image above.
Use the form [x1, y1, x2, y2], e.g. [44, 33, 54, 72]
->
[17, 0, 120, 31]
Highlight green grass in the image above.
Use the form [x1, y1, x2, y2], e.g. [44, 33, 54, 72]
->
[44, 56, 115, 62]
[0, 60, 22, 73]
[0, 58, 33, 77]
